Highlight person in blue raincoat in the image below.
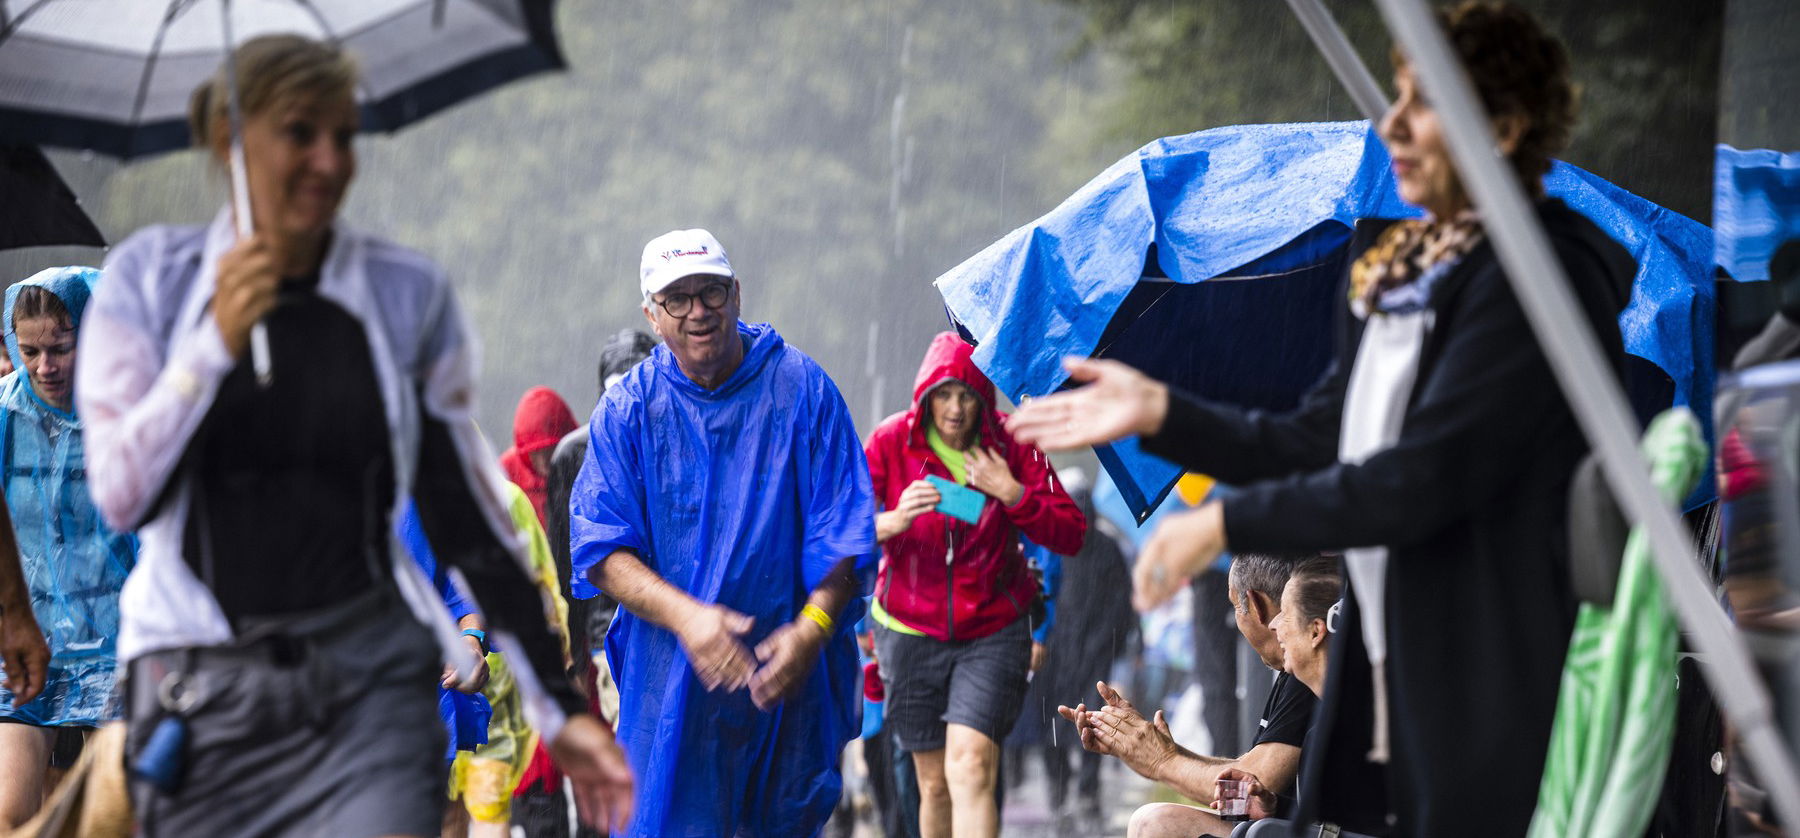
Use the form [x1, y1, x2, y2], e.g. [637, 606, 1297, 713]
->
[0, 267, 136, 829]
[570, 228, 877, 838]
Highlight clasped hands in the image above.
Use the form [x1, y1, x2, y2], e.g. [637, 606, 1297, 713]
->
[676, 602, 828, 710]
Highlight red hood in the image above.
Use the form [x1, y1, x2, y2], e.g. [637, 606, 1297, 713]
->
[911, 331, 996, 407]
[907, 332, 1001, 449]
[512, 386, 577, 456]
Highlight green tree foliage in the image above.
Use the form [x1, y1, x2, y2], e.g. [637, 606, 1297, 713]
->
[1047, 0, 1722, 220]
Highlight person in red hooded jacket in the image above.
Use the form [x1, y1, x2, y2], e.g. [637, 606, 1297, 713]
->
[500, 386, 579, 529]
[865, 332, 1085, 838]
[496, 385, 580, 833]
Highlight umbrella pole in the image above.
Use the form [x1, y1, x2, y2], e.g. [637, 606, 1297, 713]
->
[220, 0, 272, 388]
[1364, 0, 1800, 827]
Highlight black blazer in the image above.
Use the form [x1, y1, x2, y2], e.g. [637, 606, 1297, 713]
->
[1143, 200, 1635, 837]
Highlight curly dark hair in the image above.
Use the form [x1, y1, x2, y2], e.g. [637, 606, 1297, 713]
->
[1395, 1, 1578, 185]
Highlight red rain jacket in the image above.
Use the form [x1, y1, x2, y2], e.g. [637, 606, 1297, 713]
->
[499, 386, 578, 529]
[865, 332, 1085, 642]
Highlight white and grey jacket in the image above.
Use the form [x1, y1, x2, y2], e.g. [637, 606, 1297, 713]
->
[76, 208, 580, 738]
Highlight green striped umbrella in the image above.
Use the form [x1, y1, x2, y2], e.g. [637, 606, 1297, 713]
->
[1529, 408, 1707, 838]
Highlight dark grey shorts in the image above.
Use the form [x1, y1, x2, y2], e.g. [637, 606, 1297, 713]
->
[874, 617, 1032, 752]
[125, 597, 446, 838]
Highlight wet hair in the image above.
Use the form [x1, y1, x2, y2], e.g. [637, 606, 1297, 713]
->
[188, 35, 359, 151]
[11, 286, 73, 331]
[1229, 552, 1306, 604]
[1284, 555, 1344, 629]
[1394, 1, 1577, 184]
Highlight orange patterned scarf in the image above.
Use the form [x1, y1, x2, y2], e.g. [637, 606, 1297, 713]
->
[1348, 212, 1484, 317]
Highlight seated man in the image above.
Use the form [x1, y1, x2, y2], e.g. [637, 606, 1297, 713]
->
[1058, 553, 1315, 838]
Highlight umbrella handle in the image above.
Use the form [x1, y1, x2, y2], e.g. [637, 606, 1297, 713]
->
[228, 139, 272, 388]
[221, 0, 271, 389]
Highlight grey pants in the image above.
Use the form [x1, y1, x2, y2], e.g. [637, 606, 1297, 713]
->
[126, 596, 447, 838]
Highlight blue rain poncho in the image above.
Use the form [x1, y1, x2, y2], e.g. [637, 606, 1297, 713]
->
[570, 322, 877, 838]
[0, 266, 136, 726]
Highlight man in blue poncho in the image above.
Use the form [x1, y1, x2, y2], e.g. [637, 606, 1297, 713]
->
[570, 228, 877, 837]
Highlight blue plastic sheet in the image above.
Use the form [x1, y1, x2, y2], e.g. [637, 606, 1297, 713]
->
[938, 122, 1716, 517]
[0, 266, 136, 726]
[1714, 145, 1800, 283]
[570, 322, 877, 838]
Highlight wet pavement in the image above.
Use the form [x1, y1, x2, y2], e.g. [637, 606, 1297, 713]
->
[834, 743, 1159, 838]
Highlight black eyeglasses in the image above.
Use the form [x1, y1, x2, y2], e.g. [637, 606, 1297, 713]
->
[652, 282, 732, 318]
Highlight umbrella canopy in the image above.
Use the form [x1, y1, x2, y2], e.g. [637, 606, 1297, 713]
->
[1527, 407, 1704, 838]
[0, 144, 103, 250]
[936, 121, 1716, 518]
[0, 0, 563, 159]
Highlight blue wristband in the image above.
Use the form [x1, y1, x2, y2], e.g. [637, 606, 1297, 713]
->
[461, 628, 489, 655]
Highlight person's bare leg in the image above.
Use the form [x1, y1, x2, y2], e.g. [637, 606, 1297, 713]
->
[912, 748, 952, 838]
[0, 724, 55, 829]
[440, 795, 470, 838]
[1127, 802, 1235, 838]
[943, 723, 1000, 838]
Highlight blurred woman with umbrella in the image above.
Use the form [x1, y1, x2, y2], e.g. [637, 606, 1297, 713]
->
[1009, 4, 1634, 836]
[74, 35, 631, 837]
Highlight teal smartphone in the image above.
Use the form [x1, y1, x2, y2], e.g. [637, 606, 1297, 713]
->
[925, 474, 986, 524]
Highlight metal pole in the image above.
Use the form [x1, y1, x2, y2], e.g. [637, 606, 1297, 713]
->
[1368, 0, 1800, 827]
[1282, 0, 1390, 123]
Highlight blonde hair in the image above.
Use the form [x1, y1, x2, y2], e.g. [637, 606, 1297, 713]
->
[188, 35, 359, 151]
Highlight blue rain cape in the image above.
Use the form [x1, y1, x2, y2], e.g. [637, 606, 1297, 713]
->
[0, 266, 137, 725]
[570, 321, 877, 838]
[397, 500, 490, 761]
[937, 122, 1716, 517]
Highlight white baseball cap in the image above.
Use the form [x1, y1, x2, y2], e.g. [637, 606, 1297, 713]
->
[640, 228, 734, 300]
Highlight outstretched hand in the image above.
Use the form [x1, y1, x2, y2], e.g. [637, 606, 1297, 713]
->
[552, 714, 636, 833]
[1133, 502, 1227, 612]
[1057, 680, 1177, 780]
[1006, 358, 1168, 451]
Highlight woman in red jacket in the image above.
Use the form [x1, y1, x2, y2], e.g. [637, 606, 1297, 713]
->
[866, 332, 1085, 838]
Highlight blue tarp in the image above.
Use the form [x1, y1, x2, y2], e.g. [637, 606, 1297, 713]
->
[570, 322, 877, 838]
[937, 122, 1716, 517]
[0, 266, 137, 726]
[1714, 144, 1800, 282]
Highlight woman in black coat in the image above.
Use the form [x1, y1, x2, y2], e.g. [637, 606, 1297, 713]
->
[1009, 4, 1633, 836]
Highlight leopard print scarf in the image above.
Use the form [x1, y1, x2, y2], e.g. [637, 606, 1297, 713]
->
[1348, 211, 1484, 318]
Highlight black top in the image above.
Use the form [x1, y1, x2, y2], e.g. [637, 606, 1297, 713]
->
[1141, 202, 1634, 838]
[185, 275, 392, 619]
[547, 426, 616, 654]
[1254, 670, 1316, 749]
[1254, 670, 1317, 817]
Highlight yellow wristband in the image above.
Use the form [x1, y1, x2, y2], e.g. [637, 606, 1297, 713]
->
[800, 604, 834, 635]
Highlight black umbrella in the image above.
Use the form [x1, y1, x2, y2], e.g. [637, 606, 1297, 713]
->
[0, 145, 104, 251]
[0, 0, 564, 159]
